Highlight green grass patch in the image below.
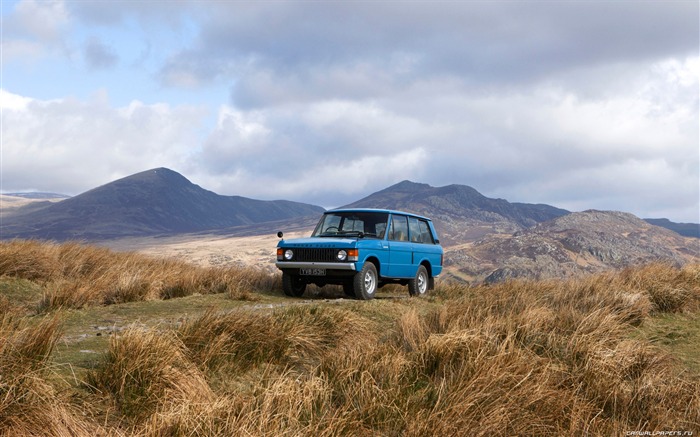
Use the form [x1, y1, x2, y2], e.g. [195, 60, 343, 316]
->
[0, 277, 44, 314]
[637, 313, 700, 375]
[51, 291, 286, 377]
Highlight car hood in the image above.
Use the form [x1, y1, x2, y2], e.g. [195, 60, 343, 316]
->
[278, 237, 357, 248]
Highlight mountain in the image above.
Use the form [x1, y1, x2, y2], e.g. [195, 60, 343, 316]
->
[344, 180, 568, 226]
[446, 210, 700, 283]
[338, 181, 697, 282]
[644, 218, 700, 239]
[342, 180, 570, 245]
[0, 168, 324, 240]
[2, 174, 696, 283]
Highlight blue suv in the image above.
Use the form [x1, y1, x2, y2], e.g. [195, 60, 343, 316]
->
[276, 209, 443, 299]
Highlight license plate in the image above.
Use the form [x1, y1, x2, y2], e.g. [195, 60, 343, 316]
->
[300, 268, 326, 276]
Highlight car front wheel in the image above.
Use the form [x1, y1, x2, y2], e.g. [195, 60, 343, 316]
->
[353, 262, 377, 300]
[408, 265, 429, 297]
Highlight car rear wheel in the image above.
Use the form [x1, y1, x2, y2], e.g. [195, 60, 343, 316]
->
[408, 265, 429, 297]
[353, 262, 377, 300]
[282, 272, 306, 297]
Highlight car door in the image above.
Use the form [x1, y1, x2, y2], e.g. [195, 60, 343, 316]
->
[387, 214, 414, 278]
[408, 216, 442, 272]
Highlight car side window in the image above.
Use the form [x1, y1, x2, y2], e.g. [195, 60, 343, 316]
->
[418, 219, 435, 244]
[408, 217, 422, 243]
[389, 215, 409, 242]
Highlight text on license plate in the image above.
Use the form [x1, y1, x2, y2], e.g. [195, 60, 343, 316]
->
[300, 268, 326, 276]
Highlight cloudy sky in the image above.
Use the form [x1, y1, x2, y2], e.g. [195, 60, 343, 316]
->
[1, 1, 698, 222]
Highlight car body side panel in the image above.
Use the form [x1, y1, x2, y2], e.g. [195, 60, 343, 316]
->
[386, 240, 415, 278]
[355, 240, 389, 274]
[413, 243, 443, 276]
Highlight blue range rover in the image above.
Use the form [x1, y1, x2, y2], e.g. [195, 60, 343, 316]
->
[275, 209, 443, 299]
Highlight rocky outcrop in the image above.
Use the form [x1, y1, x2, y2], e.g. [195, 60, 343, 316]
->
[448, 210, 699, 283]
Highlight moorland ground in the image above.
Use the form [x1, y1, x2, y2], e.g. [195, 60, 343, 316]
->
[0, 240, 699, 436]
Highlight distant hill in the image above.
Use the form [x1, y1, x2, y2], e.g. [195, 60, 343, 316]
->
[343, 180, 569, 226]
[0, 168, 324, 240]
[0, 193, 68, 219]
[645, 218, 700, 238]
[3, 192, 70, 199]
[342, 180, 570, 245]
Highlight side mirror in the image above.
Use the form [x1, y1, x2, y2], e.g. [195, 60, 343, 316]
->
[277, 231, 284, 238]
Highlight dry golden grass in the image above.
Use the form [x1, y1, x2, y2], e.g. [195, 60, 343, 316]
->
[86, 328, 215, 423]
[0, 314, 97, 437]
[0, 240, 698, 435]
[397, 274, 700, 435]
[0, 240, 274, 312]
[178, 305, 367, 373]
[123, 261, 698, 436]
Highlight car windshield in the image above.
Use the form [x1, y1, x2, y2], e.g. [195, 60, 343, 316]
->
[312, 211, 389, 238]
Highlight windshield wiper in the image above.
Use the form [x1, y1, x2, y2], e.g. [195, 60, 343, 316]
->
[317, 231, 379, 239]
[340, 231, 381, 238]
[318, 232, 338, 237]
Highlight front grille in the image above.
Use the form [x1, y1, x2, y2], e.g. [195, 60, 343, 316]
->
[293, 248, 339, 262]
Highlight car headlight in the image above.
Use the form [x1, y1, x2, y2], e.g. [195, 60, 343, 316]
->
[284, 249, 294, 260]
[337, 249, 347, 261]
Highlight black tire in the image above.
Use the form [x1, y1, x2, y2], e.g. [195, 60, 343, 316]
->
[282, 272, 306, 297]
[353, 262, 378, 300]
[408, 265, 429, 297]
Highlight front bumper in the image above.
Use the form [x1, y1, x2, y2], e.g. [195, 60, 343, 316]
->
[275, 261, 357, 271]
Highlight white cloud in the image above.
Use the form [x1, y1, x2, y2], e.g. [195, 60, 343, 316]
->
[160, 1, 698, 96]
[1, 2, 698, 222]
[185, 100, 434, 203]
[1, 90, 207, 194]
[1, 39, 46, 62]
[13, 0, 69, 42]
[2, 0, 71, 62]
[526, 158, 699, 221]
[0, 89, 33, 110]
[191, 145, 428, 205]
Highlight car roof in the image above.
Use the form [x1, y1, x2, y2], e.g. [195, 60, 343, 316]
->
[325, 208, 432, 221]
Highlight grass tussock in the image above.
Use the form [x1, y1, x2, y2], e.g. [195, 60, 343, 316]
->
[392, 279, 699, 435]
[105, 263, 698, 436]
[615, 262, 700, 313]
[86, 328, 214, 422]
[178, 305, 369, 372]
[1, 238, 698, 436]
[0, 314, 96, 437]
[0, 240, 276, 312]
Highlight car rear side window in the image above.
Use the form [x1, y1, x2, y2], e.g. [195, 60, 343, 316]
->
[408, 217, 435, 244]
[408, 217, 422, 242]
[418, 219, 435, 244]
[389, 215, 409, 241]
